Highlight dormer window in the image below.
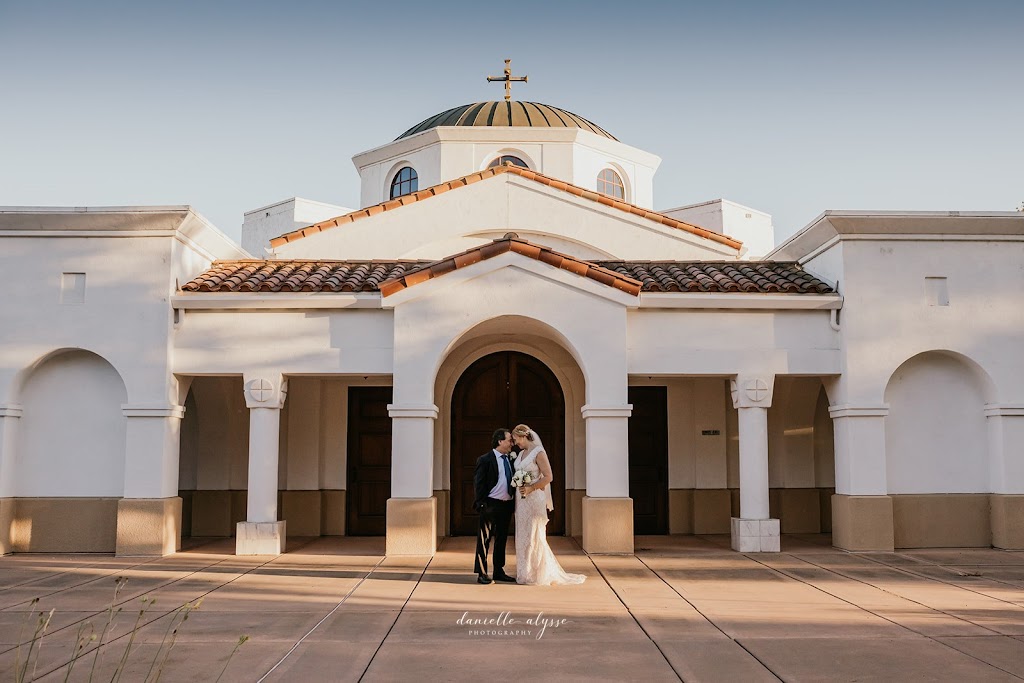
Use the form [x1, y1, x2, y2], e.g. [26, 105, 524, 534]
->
[390, 167, 418, 199]
[487, 155, 528, 169]
[597, 168, 625, 200]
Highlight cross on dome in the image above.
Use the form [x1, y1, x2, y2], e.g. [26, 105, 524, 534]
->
[486, 58, 528, 101]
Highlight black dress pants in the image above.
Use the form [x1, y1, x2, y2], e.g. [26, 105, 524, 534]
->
[474, 498, 514, 577]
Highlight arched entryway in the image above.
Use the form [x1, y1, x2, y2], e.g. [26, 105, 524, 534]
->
[450, 351, 565, 536]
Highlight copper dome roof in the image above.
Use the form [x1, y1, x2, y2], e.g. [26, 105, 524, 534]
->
[396, 101, 617, 141]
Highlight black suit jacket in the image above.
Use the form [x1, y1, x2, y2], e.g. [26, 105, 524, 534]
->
[473, 451, 505, 511]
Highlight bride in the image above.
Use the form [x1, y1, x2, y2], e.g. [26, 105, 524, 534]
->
[511, 424, 586, 586]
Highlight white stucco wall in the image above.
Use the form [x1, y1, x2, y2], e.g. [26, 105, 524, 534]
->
[274, 173, 738, 262]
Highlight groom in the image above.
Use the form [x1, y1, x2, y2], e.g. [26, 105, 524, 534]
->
[472, 428, 517, 584]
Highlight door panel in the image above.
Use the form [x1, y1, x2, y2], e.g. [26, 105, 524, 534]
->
[347, 386, 393, 536]
[628, 386, 669, 535]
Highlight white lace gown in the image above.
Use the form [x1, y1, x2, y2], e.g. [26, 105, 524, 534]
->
[514, 447, 586, 586]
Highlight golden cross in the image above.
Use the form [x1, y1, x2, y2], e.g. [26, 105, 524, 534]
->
[487, 59, 528, 101]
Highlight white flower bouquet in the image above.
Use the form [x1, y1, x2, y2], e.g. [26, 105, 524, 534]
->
[510, 469, 534, 499]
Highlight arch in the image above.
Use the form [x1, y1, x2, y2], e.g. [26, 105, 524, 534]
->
[884, 350, 991, 494]
[481, 148, 536, 171]
[16, 349, 128, 496]
[432, 321, 588, 536]
[389, 165, 418, 199]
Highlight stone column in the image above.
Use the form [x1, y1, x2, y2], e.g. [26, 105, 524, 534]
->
[828, 404, 894, 551]
[116, 404, 185, 556]
[986, 404, 1024, 549]
[237, 375, 288, 555]
[730, 376, 780, 552]
[385, 404, 437, 555]
[581, 404, 633, 554]
[0, 405, 21, 555]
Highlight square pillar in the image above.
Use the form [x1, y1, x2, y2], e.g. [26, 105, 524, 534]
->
[828, 405, 893, 551]
[0, 406, 21, 556]
[730, 376, 779, 552]
[581, 405, 633, 553]
[237, 375, 287, 556]
[987, 405, 1024, 549]
[386, 404, 437, 556]
[117, 404, 186, 556]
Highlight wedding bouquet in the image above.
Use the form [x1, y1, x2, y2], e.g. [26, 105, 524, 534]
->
[510, 469, 534, 499]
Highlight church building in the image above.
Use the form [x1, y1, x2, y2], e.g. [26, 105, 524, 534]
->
[1, 66, 1021, 558]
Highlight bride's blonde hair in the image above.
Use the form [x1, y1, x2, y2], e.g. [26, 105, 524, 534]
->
[512, 424, 535, 442]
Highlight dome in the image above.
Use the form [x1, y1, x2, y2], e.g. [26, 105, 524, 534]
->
[396, 101, 617, 141]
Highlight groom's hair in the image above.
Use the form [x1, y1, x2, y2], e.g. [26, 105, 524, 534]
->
[491, 428, 510, 449]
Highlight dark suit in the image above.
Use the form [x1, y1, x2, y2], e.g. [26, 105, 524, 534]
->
[473, 450, 514, 577]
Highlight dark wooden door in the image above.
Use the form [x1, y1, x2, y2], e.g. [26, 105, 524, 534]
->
[451, 352, 565, 536]
[347, 386, 392, 536]
[628, 386, 669, 534]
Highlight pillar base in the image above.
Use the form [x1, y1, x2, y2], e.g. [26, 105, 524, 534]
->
[832, 494, 894, 551]
[386, 498, 436, 555]
[730, 517, 780, 552]
[116, 497, 182, 556]
[992, 494, 1024, 550]
[0, 498, 13, 555]
[582, 496, 633, 554]
[236, 521, 286, 555]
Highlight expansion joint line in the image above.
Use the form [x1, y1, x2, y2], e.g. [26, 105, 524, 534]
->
[258, 553, 390, 682]
[752, 553, 1023, 681]
[581, 541, 682, 682]
[632, 554, 784, 683]
[357, 539, 439, 682]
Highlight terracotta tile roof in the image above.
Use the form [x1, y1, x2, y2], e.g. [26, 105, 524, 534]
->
[180, 260, 427, 293]
[268, 165, 743, 250]
[595, 261, 834, 294]
[377, 234, 643, 297]
[180, 239, 833, 297]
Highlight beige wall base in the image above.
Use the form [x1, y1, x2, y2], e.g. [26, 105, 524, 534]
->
[991, 494, 1024, 549]
[236, 521, 286, 555]
[432, 490, 449, 539]
[281, 491, 321, 536]
[582, 497, 633, 554]
[190, 490, 233, 536]
[893, 494, 991, 548]
[693, 489, 731, 534]
[116, 498, 181, 556]
[832, 495, 894, 551]
[321, 490, 346, 536]
[566, 490, 585, 537]
[777, 489, 822, 534]
[0, 498, 13, 555]
[819, 488, 834, 533]
[386, 498, 437, 555]
[7, 498, 118, 552]
[669, 489, 694, 534]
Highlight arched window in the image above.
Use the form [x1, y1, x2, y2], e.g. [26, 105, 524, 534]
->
[390, 167, 418, 199]
[487, 155, 529, 169]
[597, 168, 625, 200]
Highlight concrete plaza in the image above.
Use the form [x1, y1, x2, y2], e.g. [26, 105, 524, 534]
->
[0, 534, 1022, 681]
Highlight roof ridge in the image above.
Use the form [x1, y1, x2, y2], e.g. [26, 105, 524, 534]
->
[269, 166, 743, 251]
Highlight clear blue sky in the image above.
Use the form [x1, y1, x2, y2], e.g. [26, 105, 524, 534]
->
[1, 0, 1021, 245]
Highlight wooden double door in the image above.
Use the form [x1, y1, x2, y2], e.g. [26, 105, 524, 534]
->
[628, 386, 669, 535]
[347, 386, 392, 536]
[451, 352, 565, 536]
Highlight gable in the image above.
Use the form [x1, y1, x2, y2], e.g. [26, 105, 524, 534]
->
[270, 166, 741, 262]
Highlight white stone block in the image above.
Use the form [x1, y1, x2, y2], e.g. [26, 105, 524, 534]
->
[236, 521, 286, 555]
[731, 517, 781, 553]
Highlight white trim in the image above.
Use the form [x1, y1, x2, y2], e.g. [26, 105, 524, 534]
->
[984, 404, 1024, 417]
[581, 404, 633, 419]
[828, 405, 889, 419]
[798, 235, 842, 265]
[171, 293, 382, 310]
[388, 404, 439, 419]
[173, 232, 218, 262]
[639, 293, 842, 310]
[836, 234, 1024, 243]
[121, 404, 186, 418]
[1, 230, 179, 238]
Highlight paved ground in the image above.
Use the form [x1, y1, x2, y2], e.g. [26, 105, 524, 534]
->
[0, 534, 1022, 682]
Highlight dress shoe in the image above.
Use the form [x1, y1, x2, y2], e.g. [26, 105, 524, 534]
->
[493, 573, 517, 583]
[477, 574, 493, 584]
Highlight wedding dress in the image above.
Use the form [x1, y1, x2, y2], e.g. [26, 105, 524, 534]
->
[514, 443, 586, 586]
